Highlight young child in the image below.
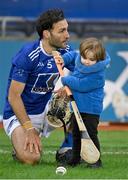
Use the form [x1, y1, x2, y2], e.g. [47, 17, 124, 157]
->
[55, 37, 111, 168]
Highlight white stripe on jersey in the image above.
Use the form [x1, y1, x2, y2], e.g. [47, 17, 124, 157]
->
[28, 46, 40, 57]
[30, 50, 41, 61]
[31, 54, 40, 61]
[30, 49, 41, 59]
[28, 46, 41, 61]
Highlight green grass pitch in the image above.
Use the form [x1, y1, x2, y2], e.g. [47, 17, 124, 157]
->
[0, 128, 128, 179]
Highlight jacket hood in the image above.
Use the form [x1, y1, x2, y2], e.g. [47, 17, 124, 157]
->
[75, 52, 111, 74]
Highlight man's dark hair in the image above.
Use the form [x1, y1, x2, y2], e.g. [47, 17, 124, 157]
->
[36, 9, 65, 39]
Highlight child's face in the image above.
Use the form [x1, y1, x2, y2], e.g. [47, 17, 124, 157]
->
[81, 57, 97, 66]
[81, 50, 97, 66]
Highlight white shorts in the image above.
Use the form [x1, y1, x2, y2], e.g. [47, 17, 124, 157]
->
[3, 106, 54, 139]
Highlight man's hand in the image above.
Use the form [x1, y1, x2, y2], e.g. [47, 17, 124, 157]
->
[24, 128, 42, 154]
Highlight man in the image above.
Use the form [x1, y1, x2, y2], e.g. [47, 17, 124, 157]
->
[3, 9, 72, 164]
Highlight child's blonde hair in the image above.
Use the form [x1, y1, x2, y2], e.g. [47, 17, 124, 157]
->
[80, 37, 105, 61]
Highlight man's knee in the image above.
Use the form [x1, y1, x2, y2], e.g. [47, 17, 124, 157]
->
[17, 151, 41, 165]
[11, 126, 41, 165]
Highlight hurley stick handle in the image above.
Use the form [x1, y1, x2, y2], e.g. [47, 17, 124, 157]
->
[52, 51, 72, 96]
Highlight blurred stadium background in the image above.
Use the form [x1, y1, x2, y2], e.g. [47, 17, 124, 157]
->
[0, 0, 128, 123]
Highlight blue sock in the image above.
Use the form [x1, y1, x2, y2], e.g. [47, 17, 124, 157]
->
[60, 132, 73, 148]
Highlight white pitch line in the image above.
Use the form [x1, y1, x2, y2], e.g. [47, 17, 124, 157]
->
[0, 149, 10, 154]
[102, 151, 128, 155]
[0, 149, 128, 155]
[0, 150, 57, 155]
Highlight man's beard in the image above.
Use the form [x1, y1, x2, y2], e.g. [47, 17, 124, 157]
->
[49, 34, 66, 49]
[49, 40, 64, 49]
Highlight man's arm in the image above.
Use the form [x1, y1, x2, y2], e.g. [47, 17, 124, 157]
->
[8, 80, 42, 154]
[8, 80, 30, 124]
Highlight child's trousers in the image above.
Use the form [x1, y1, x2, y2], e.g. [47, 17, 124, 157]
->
[71, 113, 100, 162]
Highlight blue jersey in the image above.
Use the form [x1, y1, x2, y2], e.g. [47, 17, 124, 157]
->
[3, 40, 72, 119]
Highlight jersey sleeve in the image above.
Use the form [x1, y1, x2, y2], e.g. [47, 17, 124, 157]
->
[62, 51, 78, 72]
[11, 49, 34, 83]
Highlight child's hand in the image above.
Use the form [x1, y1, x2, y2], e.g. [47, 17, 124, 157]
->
[54, 55, 64, 66]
